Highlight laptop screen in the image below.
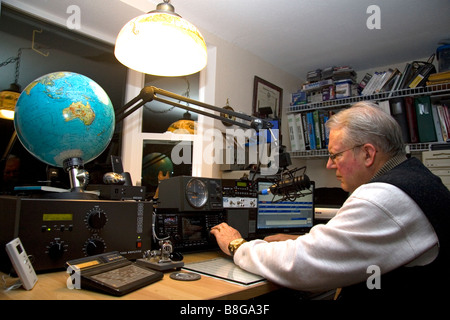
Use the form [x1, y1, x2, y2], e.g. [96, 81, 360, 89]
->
[256, 180, 315, 236]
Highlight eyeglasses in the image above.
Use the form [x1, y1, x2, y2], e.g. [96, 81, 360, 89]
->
[328, 144, 364, 162]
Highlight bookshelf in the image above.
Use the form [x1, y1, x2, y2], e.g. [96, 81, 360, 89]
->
[287, 83, 450, 159]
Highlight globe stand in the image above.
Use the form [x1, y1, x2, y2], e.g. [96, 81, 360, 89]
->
[45, 157, 98, 200]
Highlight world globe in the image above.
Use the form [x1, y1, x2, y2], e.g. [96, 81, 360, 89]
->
[14, 72, 115, 168]
[142, 152, 173, 187]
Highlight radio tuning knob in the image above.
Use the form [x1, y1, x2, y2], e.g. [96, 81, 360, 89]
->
[84, 238, 105, 256]
[47, 241, 65, 259]
[86, 208, 107, 230]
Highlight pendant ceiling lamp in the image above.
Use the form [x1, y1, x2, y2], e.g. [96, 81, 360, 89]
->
[0, 83, 20, 120]
[0, 49, 24, 120]
[114, 0, 207, 77]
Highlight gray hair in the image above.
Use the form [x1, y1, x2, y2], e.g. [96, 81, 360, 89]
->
[325, 101, 405, 157]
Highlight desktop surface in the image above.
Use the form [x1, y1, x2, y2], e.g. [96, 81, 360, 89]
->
[0, 251, 279, 300]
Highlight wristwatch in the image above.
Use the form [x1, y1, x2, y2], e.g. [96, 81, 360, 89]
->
[228, 238, 247, 256]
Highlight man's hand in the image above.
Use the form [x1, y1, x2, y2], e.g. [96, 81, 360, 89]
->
[210, 223, 242, 256]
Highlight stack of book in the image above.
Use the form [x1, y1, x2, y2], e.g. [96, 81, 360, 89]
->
[361, 60, 437, 96]
[379, 97, 449, 144]
[287, 109, 338, 152]
[288, 98, 449, 152]
[290, 66, 358, 106]
[331, 66, 357, 82]
[360, 68, 401, 95]
[426, 70, 450, 86]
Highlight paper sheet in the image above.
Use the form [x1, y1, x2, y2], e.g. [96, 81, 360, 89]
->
[183, 257, 265, 285]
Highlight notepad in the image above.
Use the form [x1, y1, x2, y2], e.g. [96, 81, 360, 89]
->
[183, 257, 265, 285]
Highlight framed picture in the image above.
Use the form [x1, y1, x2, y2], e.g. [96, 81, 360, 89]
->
[252, 76, 283, 119]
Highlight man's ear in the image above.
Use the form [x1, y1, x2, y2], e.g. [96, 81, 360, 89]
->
[362, 143, 377, 167]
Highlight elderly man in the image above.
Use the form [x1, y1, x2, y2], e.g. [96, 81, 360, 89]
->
[211, 101, 449, 299]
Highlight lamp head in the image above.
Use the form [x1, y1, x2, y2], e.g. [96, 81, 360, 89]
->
[154, 0, 177, 15]
[114, 0, 207, 77]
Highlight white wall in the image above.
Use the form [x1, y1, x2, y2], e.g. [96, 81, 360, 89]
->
[187, 29, 302, 179]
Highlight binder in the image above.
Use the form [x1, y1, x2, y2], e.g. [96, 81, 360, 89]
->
[414, 96, 437, 142]
[404, 97, 419, 143]
[407, 62, 436, 88]
[389, 98, 410, 143]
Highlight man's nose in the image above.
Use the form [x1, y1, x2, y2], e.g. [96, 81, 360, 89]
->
[326, 157, 336, 169]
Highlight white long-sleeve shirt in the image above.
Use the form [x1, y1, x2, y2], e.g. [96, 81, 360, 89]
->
[233, 182, 439, 292]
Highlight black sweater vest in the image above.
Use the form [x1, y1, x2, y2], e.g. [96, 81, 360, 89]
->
[341, 157, 450, 301]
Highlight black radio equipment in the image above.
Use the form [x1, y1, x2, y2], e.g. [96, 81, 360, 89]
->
[157, 176, 223, 211]
[153, 212, 224, 252]
[0, 196, 153, 273]
[221, 179, 258, 239]
[155, 176, 224, 252]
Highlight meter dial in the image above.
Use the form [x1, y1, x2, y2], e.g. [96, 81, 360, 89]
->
[185, 178, 208, 209]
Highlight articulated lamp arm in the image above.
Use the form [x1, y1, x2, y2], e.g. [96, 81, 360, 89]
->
[115, 86, 273, 131]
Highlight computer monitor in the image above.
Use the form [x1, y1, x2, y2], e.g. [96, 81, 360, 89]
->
[256, 180, 315, 237]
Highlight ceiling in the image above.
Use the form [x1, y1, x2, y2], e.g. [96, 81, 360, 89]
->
[4, 0, 450, 79]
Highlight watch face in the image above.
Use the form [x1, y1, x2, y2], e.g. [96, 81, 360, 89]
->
[185, 178, 208, 209]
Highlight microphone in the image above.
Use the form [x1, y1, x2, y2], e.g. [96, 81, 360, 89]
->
[259, 174, 311, 196]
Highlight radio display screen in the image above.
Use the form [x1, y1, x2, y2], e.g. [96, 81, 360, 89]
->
[181, 216, 204, 240]
[43, 213, 73, 221]
[163, 216, 178, 225]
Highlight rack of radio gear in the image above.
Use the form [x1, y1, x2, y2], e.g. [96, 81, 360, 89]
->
[0, 196, 153, 273]
[221, 179, 258, 240]
[154, 176, 224, 252]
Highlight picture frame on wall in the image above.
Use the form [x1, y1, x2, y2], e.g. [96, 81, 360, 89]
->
[252, 76, 283, 120]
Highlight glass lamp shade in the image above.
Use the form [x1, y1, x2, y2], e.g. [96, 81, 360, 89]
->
[114, 12, 207, 76]
[0, 85, 20, 120]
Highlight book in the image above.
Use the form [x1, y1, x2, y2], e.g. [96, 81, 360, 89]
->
[431, 104, 444, 142]
[399, 63, 413, 89]
[388, 74, 402, 97]
[427, 70, 450, 83]
[301, 113, 311, 150]
[407, 63, 436, 88]
[389, 98, 410, 143]
[306, 112, 316, 150]
[319, 110, 330, 148]
[375, 68, 394, 93]
[287, 113, 300, 151]
[380, 68, 400, 92]
[414, 96, 437, 142]
[357, 73, 372, 94]
[313, 110, 322, 149]
[404, 96, 419, 143]
[362, 72, 380, 95]
[291, 90, 307, 105]
[294, 113, 306, 151]
[436, 104, 449, 141]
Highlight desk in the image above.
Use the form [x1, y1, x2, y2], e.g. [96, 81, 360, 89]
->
[0, 251, 280, 300]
